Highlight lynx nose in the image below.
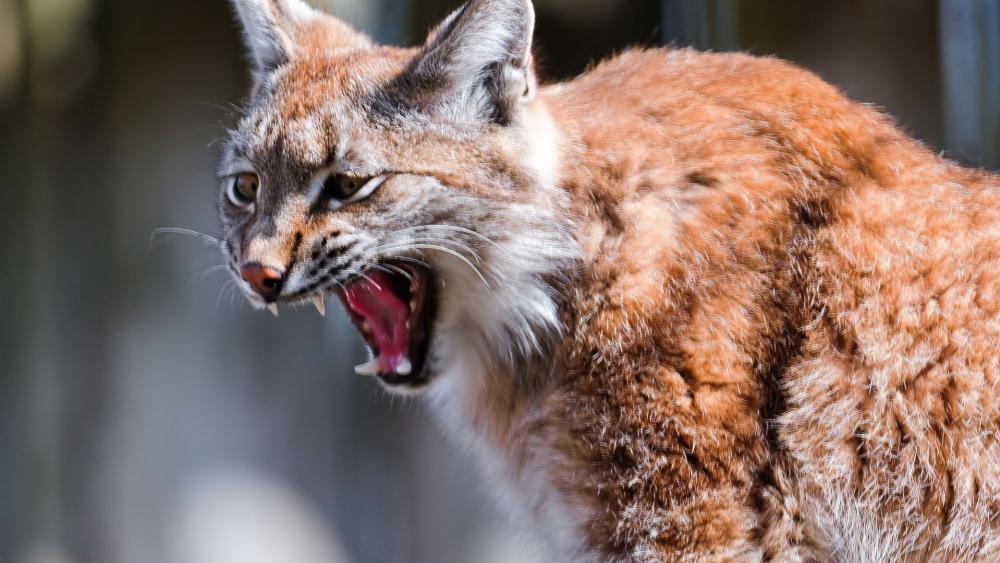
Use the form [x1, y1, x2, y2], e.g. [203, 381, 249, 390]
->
[240, 262, 284, 302]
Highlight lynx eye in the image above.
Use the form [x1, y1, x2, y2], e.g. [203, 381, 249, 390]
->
[227, 172, 259, 207]
[322, 174, 385, 207]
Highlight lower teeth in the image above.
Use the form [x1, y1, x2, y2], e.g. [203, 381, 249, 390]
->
[353, 356, 414, 377]
[354, 359, 381, 376]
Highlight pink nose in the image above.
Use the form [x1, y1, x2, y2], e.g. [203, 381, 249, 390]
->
[240, 262, 283, 301]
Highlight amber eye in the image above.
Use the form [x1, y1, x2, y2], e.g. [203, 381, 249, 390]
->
[323, 174, 371, 201]
[227, 172, 259, 207]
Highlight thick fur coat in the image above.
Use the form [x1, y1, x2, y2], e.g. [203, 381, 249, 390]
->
[218, 0, 1000, 560]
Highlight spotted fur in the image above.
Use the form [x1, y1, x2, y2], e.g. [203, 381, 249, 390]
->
[218, 0, 1000, 560]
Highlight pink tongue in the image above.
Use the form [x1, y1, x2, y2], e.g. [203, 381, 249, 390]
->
[343, 271, 410, 372]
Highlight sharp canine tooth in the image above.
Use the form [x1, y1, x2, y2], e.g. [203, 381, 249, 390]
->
[268, 303, 278, 317]
[396, 357, 412, 375]
[313, 296, 326, 316]
[410, 300, 418, 312]
[354, 358, 381, 376]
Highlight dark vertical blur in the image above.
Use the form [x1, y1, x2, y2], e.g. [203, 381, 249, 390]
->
[940, 0, 1000, 167]
[0, 1, 997, 563]
[662, 0, 740, 51]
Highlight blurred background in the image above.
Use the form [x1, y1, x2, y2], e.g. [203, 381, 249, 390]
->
[0, 0, 997, 562]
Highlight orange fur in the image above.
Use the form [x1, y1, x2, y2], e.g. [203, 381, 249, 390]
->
[221, 2, 1000, 560]
[542, 49, 1000, 560]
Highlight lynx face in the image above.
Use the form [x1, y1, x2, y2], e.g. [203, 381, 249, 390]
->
[220, 0, 575, 391]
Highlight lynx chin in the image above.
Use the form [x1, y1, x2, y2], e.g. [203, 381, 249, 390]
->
[216, 0, 1000, 560]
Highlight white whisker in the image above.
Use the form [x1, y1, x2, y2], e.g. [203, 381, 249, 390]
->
[397, 224, 501, 248]
[199, 264, 229, 281]
[229, 282, 243, 309]
[390, 256, 433, 270]
[383, 263, 414, 282]
[359, 272, 383, 291]
[375, 243, 491, 288]
[216, 279, 236, 308]
[372, 263, 414, 283]
[150, 227, 221, 248]
[376, 236, 483, 263]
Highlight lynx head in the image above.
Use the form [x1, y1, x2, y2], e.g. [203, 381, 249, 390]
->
[219, 0, 577, 392]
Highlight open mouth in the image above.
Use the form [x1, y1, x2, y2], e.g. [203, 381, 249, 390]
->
[336, 263, 435, 387]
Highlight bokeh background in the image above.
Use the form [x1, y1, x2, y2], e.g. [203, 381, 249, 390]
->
[1, 1, 998, 562]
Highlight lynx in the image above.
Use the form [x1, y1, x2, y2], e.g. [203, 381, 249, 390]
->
[217, 0, 1000, 560]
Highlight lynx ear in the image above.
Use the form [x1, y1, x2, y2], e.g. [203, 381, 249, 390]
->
[408, 0, 536, 124]
[230, 0, 371, 81]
